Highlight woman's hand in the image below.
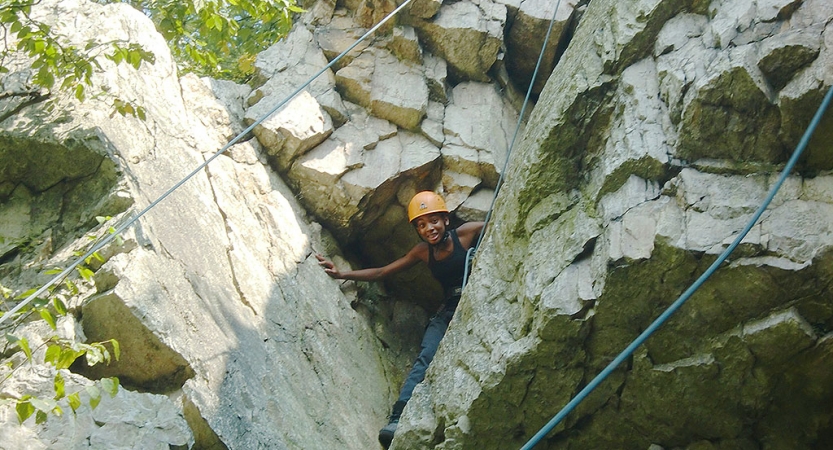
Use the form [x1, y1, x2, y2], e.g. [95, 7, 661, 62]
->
[316, 254, 342, 279]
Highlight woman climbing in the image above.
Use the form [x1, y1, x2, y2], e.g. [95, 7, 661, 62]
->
[316, 191, 484, 448]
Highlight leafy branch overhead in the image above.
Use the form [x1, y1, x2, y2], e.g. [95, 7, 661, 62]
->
[0, 217, 123, 425]
[124, 0, 304, 80]
[0, 0, 156, 118]
[2, 297, 121, 424]
[0, 0, 301, 119]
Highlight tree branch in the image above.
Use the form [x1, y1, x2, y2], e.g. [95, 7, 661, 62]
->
[0, 90, 49, 123]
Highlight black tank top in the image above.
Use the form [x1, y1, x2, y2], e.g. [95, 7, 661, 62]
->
[428, 229, 469, 311]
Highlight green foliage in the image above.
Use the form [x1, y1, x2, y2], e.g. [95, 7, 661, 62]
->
[0, 0, 155, 116]
[110, 0, 303, 81]
[0, 0, 301, 121]
[0, 218, 124, 425]
[3, 325, 122, 424]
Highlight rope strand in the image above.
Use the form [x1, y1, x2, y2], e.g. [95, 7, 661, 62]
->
[463, 0, 564, 287]
[0, 0, 414, 325]
[520, 85, 833, 449]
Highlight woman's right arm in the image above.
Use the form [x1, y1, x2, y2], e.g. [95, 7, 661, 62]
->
[316, 245, 425, 281]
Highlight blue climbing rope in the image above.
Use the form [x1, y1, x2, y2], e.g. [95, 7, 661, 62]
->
[520, 84, 833, 450]
[0, 0, 414, 326]
[463, 0, 564, 287]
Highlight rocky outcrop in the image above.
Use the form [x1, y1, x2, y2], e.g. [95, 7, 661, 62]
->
[0, 1, 417, 449]
[500, 0, 577, 94]
[409, 0, 506, 83]
[0, 362, 192, 449]
[397, 0, 833, 449]
[1, 0, 831, 449]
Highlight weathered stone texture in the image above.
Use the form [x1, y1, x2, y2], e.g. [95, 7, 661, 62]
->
[2, 0, 832, 449]
[412, 0, 506, 82]
[500, 0, 575, 94]
[396, 0, 833, 449]
[0, 1, 415, 449]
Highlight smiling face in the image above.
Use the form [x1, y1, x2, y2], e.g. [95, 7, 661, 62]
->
[413, 212, 449, 245]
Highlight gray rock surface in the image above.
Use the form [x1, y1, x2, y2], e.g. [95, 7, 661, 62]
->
[499, 0, 576, 94]
[1, 0, 832, 449]
[411, 0, 506, 82]
[395, 0, 833, 448]
[0, 1, 412, 449]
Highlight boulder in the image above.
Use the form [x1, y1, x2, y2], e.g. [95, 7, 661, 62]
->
[389, 26, 423, 64]
[501, 0, 575, 94]
[442, 82, 520, 187]
[315, 11, 372, 71]
[247, 90, 334, 172]
[370, 51, 429, 130]
[412, 0, 506, 82]
[289, 109, 440, 241]
[246, 24, 346, 135]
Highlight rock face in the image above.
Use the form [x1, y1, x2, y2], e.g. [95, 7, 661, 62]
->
[396, 0, 833, 449]
[1, 0, 831, 449]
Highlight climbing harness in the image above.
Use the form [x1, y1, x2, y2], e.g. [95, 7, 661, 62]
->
[519, 86, 833, 450]
[462, 0, 564, 287]
[0, 0, 415, 326]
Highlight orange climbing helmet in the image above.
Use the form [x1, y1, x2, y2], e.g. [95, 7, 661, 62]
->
[407, 191, 449, 223]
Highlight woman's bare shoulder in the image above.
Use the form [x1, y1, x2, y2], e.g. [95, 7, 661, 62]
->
[407, 241, 431, 262]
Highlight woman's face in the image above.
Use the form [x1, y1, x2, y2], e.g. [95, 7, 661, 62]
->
[414, 213, 448, 245]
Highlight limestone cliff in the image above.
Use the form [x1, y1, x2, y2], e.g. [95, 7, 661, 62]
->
[0, 0, 831, 449]
[397, 0, 833, 449]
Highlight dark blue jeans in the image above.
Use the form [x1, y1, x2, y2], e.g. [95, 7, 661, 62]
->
[396, 309, 455, 404]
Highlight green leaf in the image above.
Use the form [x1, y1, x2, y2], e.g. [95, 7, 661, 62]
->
[15, 400, 34, 423]
[86, 385, 101, 410]
[74, 84, 85, 102]
[39, 308, 57, 330]
[19, 337, 33, 361]
[45, 344, 61, 366]
[53, 297, 68, 316]
[54, 372, 66, 400]
[56, 348, 82, 370]
[129, 50, 141, 69]
[18, 25, 32, 39]
[15, 288, 38, 300]
[110, 48, 124, 64]
[77, 266, 94, 282]
[100, 377, 119, 397]
[7, 335, 33, 362]
[35, 410, 48, 424]
[64, 279, 79, 295]
[110, 339, 121, 361]
[67, 392, 81, 412]
[33, 37, 47, 53]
